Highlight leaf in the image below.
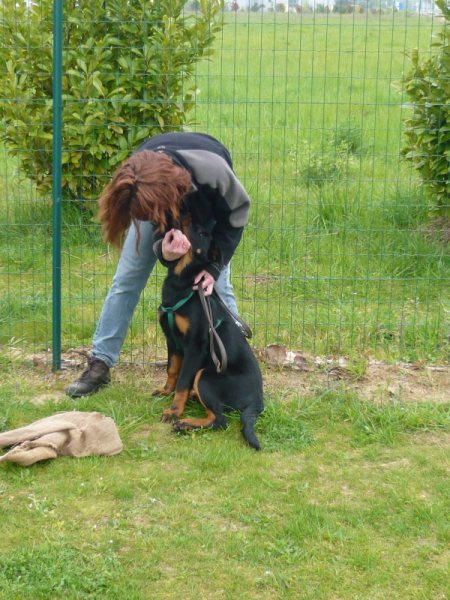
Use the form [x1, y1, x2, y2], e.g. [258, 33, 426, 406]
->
[156, 114, 165, 128]
[92, 76, 106, 96]
[76, 58, 88, 73]
[118, 136, 129, 151]
[66, 69, 84, 79]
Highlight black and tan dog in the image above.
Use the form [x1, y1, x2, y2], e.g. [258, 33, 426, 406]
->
[154, 224, 264, 450]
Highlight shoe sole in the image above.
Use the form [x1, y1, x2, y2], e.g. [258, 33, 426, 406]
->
[66, 381, 110, 398]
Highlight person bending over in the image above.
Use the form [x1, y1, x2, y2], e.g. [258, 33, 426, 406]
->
[66, 131, 250, 397]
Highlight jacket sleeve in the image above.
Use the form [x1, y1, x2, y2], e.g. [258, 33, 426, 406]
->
[176, 149, 250, 279]
[206, 196, 245, 279]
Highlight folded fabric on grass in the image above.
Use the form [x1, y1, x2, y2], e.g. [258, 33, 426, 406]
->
[0, 411, 123, 466]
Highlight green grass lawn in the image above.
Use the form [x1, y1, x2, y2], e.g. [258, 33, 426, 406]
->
[0, 364, 449, 599]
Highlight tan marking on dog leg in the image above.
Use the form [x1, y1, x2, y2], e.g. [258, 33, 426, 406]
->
[174, 410, 217, 430]
[192, 368, 206, 403]
[152, 354, 182, 396]
[174, 369, 216, 429]
[161, 388, 189, 422]
[187, 368, 204, 402]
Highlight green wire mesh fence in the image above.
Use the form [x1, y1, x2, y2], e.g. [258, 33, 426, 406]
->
[0, 2, 448, 368]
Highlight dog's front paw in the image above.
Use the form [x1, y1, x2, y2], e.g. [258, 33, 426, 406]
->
[152, 387, 173, 397]
[161, 408, 180, 423]
[173, 420, 195, 432]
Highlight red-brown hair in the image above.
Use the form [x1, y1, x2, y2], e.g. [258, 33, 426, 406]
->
[98, 149, 192, 247]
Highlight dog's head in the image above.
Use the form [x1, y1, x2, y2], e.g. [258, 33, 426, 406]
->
[188, 223, 212, 264]
[172, 222, 216, 279]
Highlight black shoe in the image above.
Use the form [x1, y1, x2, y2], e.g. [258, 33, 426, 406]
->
[66, 358, 111, 398]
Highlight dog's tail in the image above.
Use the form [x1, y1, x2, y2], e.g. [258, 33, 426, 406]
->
[240, 406, 262, 451]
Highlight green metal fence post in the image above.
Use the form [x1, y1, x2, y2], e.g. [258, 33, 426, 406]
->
[52, 0, 62, 370]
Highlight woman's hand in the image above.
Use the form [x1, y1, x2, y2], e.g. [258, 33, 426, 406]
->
[162, 229, 191, 261]
[193, 270, 215, 296]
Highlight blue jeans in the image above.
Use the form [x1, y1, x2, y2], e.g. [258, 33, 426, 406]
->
[91, 221, 239, 368]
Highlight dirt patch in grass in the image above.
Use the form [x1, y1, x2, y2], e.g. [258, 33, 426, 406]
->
[29, 392, 66, 406]
[3, 345, 449, 405]
[263, 361, 449, 403]
[257, 345, 449, 404]
[263, 360, 448, 403]
[351, 361, 448, 403]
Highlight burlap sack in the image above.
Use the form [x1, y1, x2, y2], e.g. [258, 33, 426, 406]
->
[0, 411, 123, 466]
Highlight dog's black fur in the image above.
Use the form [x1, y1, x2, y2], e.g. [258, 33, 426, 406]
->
[154, 223, 264, 450]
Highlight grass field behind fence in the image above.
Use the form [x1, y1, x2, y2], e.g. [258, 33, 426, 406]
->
[0, 12, 448, 363]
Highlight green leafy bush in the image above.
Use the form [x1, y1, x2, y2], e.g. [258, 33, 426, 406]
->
[0, 0, 223, 202]
[402, 0, 449, 210]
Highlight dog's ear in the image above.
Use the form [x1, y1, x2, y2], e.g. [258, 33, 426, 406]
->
[180, 213, 192, 237]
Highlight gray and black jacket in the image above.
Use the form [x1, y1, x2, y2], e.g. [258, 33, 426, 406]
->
[134, 132, 250, 280]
